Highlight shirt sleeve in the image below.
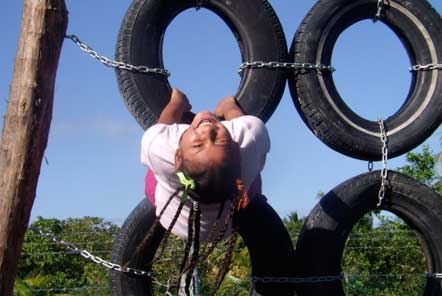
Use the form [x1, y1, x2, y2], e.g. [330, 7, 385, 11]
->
[140, 123, 188, 185]
[221, 115, 270, 189]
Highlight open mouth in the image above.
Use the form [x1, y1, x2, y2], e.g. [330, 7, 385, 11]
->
[198, 119, 215, 128]
[193, 111, 220, 129]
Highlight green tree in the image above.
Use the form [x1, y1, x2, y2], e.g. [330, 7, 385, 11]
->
[398, 144, 442, 193]
[342, 214, 426, 296]
[282, 211, 305, 245]
[15, 217, 118, 296]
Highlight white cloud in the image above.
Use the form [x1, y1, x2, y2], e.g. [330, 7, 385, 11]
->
[51, 116, 140, 138]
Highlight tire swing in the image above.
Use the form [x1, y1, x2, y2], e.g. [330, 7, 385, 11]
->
[110, 197, 297, 296]
[294, 170, 442, 296]
[288, 0, 442, 161]
[115, 0, 288, 130]
[110, 199, 161, 296]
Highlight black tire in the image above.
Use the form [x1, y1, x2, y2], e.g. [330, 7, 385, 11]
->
[294, 170, 442, 296]
[110, 197, 296, 296]
[116, 0, 287, 130]
[289, 0, 442, 161]
[110, 198, 164, 295]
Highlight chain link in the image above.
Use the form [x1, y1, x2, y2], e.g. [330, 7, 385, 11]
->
[373, 0, 385, 22]
[410, 64, 442, 72]
[251, 275, 342, 284]
[65, 34, 170, 77]
[377, 118, 389, 208]
[238, 61, 335, 75]
[195, 0, 208, 10]
[32, 227, 155, 277]
[25, 227, 442, 288]
[18, 286, 108, 293]
[251, 273, 435, 284]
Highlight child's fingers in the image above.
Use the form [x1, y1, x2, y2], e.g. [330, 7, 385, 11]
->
[171, 88, 185, 100]
[171, 88, 192, 110]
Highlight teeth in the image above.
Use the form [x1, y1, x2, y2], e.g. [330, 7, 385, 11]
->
[200, 120, 213, 127]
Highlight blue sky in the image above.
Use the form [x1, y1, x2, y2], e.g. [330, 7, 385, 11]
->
[1, 1, 441, 225]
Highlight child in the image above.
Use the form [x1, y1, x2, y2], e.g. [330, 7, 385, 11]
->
[140, 89, 295, 296]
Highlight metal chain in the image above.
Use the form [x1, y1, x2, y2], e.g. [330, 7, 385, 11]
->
[252, 273, 439, 284]
[373, 0, 385, 22]
[195, 0, 208, 10]
[238, 61, 335, 75]
[33, 228, 155, 277]
[18, 286, 108, 293]
[32, 228, 442, 286]
[377, 118, 389, 208]
[65, 34, 170, 77]
[410, 64, 442, 72]
[251, 275, 343, 284]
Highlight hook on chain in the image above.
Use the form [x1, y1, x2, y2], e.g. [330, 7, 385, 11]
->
[368, 161, 374, 172]
[373, 0, 386, 22]
[195, 0, 208, 10]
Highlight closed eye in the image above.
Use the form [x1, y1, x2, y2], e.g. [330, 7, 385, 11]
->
[215, 139, 229, 146]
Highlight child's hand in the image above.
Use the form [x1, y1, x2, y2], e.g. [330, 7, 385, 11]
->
[170, 88, 192, 113]
[214, 96, 244, 120]
[157, 88, 192, 124]
[214, 96, 235, 117]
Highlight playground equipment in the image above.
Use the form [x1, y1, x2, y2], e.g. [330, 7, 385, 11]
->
[20, 0, 437, 295]
[289, 0, 442, 160]
[295, 170, 442, 295]
[114, 0, 288, 129]
[109, 0, 442, 295]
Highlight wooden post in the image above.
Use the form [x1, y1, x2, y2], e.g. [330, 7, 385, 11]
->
[0, 0, 67, 295]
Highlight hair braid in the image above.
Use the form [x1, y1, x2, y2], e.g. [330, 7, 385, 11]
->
[203, 199, 225, 244]
[175, 201, 202, 295]
[179, 191, 238, 279]
[126, 189, 179, 268]
[197, 192, 239, 265]
[190, 202, 201, 268]
[179, 202, 195, 274]
[207, 179, 246, 294]
[187, 202, 201, 275]
[152, 194, 186, 264]
[206, 219, 219, 243]
[210, 231, 238, 296]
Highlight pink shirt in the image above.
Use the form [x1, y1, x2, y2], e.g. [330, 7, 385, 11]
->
[141, 115, 270, 240]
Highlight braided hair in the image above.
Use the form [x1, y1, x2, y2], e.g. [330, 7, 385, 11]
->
[175, 179, 247, 296]
[125, 189, 179, 268]
[130, 179, 245, 295]
[130, 142, 245, 294]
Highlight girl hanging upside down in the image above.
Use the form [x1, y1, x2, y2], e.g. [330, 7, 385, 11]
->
[136, 88, 296, 296]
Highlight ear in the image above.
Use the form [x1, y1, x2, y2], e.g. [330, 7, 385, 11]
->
[175, 148, 183, 171]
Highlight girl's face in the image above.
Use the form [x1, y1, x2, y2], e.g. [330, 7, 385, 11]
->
[175, 111, 234, 175]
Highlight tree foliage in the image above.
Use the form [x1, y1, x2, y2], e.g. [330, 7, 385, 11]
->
[15, 216, 118, 295]
[342, 214, 426, 295]
[398, 144, 442, 193]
